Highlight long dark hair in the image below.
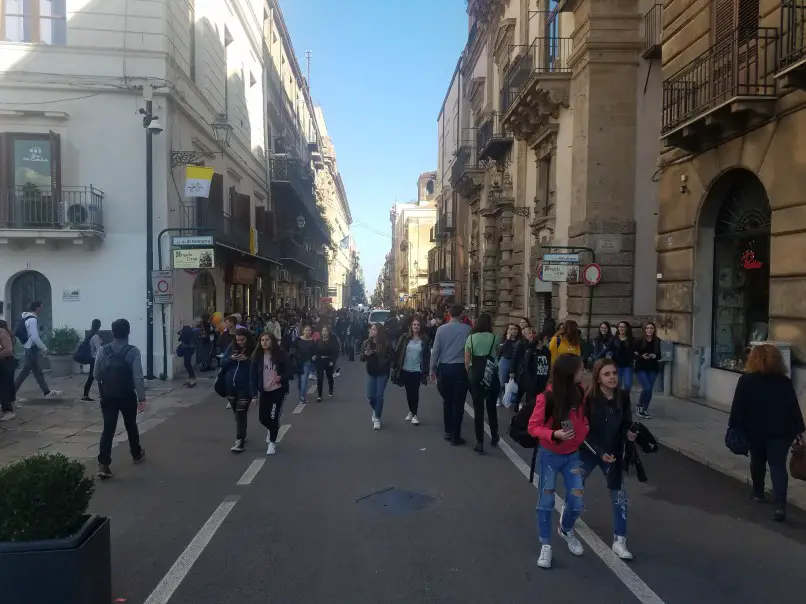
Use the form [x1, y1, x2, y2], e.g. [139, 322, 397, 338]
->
[594, 322, 611, 345]
[587, 358, 626, 410]
[232, 327, 255, 357]
[473, 312, 493, 334]
[545, 353, 584, 426]
[557, 319, 580, 348]
[406, 317, 429, 345]
[505, 323, 522, 341]
[90, 318, 101, 335]
[253, 332, 286, 363]
[370, 323, 389, 359]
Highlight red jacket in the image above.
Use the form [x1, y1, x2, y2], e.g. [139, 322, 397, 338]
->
[527, 386, 590, 454]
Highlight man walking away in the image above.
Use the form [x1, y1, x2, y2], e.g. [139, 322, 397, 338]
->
[94, 319, 146, 479]
[430, 303, 472, 445]
[14, 300, 61, 401]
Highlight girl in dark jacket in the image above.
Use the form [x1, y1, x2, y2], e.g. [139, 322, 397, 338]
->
[314, 326, 340, 401]
[633, 322, 661, 418]
[592, 322, 613, 364]
[393, 317, 431, 425]
[221, 327, 255, 453]
[251, 332, 293, 455]
[584, 358, 638, 561]
[729, 344, 806, 522]
[497, 323, 521, 406]
[177, 322, 197, 388]
[361, 323, 393, 430]
[292, 325, 316, 404]
[609, 321, 634, 392]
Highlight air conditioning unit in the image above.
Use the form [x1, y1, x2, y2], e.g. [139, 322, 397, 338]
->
[279, 269, 290, 282]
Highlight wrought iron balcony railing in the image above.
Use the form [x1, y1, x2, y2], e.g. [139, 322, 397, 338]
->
[643, 4, 663, 59]
[477, 111, 513, 160]
[661, 27, 778, 136]
[270, 155, 326, 237]
[313, 255, 328, 283]
[0, 185, 104, 231]
[450, 139, 481, 185]
[779, 1, 806, 76]
[279, 237, 316, 269]
[181, 200, 249, 252]
[501, 38, 573, 114]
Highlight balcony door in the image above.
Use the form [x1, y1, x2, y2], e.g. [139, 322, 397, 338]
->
[712, 0, 760, 102]
[0, 131, 60, 228]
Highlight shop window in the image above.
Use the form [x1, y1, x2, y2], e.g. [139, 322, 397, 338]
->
[192, 271, 216, 320]
[711, 174, 771, 371]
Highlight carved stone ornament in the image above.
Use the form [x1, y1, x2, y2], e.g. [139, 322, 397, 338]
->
[503, 78, 570, 142]
[492, 18, 516, 68]
[456, 171, 484, 200]
[467, 0, 508, 26]
[468, 77, 486, 123]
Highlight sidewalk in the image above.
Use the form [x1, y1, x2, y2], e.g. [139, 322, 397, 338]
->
[648, 394, 806, 511]
[0, 371, 215, 469]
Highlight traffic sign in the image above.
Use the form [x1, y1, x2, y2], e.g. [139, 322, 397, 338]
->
[172, 235, 214, 247]
[543, 253, 579, 264]
[582, 263, 602, 286]
[151, 270, 174, 304]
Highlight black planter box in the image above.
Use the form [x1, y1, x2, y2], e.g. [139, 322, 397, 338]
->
[0, 514, 111, 604]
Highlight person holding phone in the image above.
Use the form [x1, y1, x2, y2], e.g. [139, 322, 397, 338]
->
[527, 353, 589, 570]
[633, 322, 661, 418]
[583, 358, 638, 560]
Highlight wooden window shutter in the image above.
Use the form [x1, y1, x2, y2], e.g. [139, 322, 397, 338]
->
[737, 0, 759, 43]
[713, 0, 735, 45]
[0, 133, 7, 225]
[49, 131, 61, 224]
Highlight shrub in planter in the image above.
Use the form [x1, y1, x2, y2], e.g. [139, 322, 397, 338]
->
[48, 325, 81, 377]
[0, 453, 111, 604]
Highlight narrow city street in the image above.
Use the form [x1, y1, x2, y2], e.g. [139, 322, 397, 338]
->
[85, 361, 806, 604]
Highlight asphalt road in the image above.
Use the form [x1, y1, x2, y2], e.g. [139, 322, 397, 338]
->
[89, 361, 806, 604]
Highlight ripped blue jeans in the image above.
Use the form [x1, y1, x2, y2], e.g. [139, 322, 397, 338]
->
[580, 450, 627, 537]
[537, 449, 584, 544]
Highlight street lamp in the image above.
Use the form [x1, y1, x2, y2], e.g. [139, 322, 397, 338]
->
[211, 113, 233, 148]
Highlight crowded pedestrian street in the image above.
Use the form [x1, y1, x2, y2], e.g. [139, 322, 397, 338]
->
[15, 361, 791, 604]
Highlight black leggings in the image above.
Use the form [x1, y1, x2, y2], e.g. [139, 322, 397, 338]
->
[227, 388, 251, 440]
[183, 348, 196, 379]
[316, 362, 334, 397]
[401, 370, 422, 415]
[83, 358, 95, 396]
[258, 390, 285, 443]
[470, 382, 500, 445]
[0, 357, 17, 412]
[750, 437, 792, 506]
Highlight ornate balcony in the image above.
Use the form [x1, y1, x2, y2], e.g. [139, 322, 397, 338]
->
[270, 155, 327, 239]
[451, 132, 485, 199]
[662, 27, 778, 152]
[778, 1, 806, 88]
[477, 111, 513, 161]
[181, 199, 250, 253]
[643, 4, 663, 60]
[501, 38, 572, 143]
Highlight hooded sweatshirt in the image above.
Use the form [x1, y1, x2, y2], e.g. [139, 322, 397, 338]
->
[21, 312, 47, 351]
[527, 385, 590, 454]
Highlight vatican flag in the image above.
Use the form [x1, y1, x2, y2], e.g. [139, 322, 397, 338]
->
[184, 165, 215, 198]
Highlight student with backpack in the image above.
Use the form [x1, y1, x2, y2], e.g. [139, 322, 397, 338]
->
[14, 300, 61, 401]
[74, 319, 102, 402]
[464, 313, 501, 455]
[527, 353, 589, 570]
[94, 319, 146, 479]
[547, 320, 582, 367]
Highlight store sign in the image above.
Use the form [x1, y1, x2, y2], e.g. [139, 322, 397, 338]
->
[172, 236, 214, 247]
[543, 253, 579, 264]
[231, 265, 257, 285]
[439, 282, 455, 297]
[542, 264, 579, 282]
[173, 248, 214, 269]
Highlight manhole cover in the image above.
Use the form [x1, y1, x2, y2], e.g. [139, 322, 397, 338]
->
[355, 487, 436, 516]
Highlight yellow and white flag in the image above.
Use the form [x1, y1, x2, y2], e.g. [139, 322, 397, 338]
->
[184, 165, 215, 198]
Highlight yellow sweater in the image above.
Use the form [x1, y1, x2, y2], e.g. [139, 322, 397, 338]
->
[548, 336, 582, 366]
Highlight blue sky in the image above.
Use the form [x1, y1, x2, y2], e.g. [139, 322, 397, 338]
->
[280, 0, 468, 293]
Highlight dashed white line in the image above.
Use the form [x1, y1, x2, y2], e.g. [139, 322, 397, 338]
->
[143, 496, 239, 604]
[292, 402, 307, 414]
[277, 424, 291, 442]
[236, 459, 265, 486]
[463, 403, 666, 604]
[307, 384, 317, 394]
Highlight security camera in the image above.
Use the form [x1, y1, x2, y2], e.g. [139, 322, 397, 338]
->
[147, 117, 163, 135]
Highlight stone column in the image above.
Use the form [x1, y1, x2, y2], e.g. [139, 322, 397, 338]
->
[566, 0, 643, 331]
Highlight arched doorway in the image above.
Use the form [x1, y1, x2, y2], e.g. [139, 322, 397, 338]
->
[697, 169, 771, 372]
[192, 271, 216, 319]
[7, 271, 53, 337]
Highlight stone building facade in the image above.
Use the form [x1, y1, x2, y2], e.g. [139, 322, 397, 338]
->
[656, 0, 806, 407]
[454, 0, 662, 332]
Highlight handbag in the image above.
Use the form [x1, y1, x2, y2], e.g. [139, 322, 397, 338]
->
[725, 427, 749, 456]
[470, 335, 497, 391]
[790, 438, 806, 481]
[213, 368, 227, 398]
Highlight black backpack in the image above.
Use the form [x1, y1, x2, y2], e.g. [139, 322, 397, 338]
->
[14, 319, 29, 344]
[73, 337, 92, 365]
[99, 345, 134, 399]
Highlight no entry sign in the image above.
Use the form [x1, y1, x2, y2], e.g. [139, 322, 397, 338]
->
[582, 263, 602, 286]
[151, 270, 174, 304]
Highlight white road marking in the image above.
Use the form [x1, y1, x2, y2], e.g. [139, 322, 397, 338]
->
[292, 402, 307, 414]
[143, 496, 239, 604]
[236, 459, 265, 486]
[463, 403, 666, 604]
[307, 384, 316, 394]
[277, 424, 291, 442]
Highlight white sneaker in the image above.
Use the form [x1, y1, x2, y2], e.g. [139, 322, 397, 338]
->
[558, 527, 584, 556]
[13, 398, 24, 407]
[371, 412, 378, 422]
[404, 412, 413, 421]
[612, 536, 633, 560]
[537, 544, 553, 569]
[266, 442, 277, 455]
[230, 439, 244, 453]
[0, 412, 16, 422]
[225, 401, 231, 409]
[373, 418, 381, 430]
[46, 390, 62, 398]
[411, 415, 420, 425]
[334, 369, 341, 377]
[266, 430, 271, 444]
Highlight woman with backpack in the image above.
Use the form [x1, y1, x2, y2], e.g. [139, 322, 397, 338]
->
[393, 317, 430, 426]
[633, 322, 661, 419]
[527, 353, 589, 569]
[221, 327, 256, 453]
[584, 358, 638, 560]
[251, 332, 293, 455]
[81, 319, 103, 401]
[548, 320, 582, 366]
[728, 344, 806, 522]
[609, 321, 635, 392]
[464, 313, 501, 455]
[361, 323, 393, 431]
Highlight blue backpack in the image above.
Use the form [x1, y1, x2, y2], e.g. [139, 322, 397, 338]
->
[14, 319, 29, 344]
[73, 337, 92, 365]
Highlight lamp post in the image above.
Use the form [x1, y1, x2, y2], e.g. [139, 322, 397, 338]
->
[139, 89, 162, 379]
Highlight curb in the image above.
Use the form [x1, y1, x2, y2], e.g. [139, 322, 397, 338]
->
[657, 436, 806, 512]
